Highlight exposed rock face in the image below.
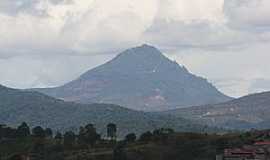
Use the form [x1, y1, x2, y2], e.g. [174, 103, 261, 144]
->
[34, 44, 231, 111]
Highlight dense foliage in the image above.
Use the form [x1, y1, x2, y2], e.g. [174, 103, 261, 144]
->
[0, 122, 263, 160]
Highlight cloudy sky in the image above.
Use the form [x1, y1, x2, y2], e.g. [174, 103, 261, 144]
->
[0, 0, 270, 97]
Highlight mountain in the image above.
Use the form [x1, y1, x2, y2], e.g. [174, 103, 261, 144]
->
[33, 44, 231, 111]
[164, 91, 270, 129]
[0, 84, 220, 137]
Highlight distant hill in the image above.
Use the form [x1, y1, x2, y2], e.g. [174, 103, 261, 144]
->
[0, 84, 220, 137]
[164, 91, 270, 129]
[32, 44, 231, 111]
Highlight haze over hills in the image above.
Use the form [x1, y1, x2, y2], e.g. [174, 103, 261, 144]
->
[33, 44, 231, 111]
[164, 91, 270, 130]
[0, 84, 221, 137]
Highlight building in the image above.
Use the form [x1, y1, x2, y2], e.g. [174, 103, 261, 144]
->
[223, 148, 257, 160]
[219, 141, 270, 160]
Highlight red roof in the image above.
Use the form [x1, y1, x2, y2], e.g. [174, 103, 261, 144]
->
[254, 141, 270, 145]
[224, 148, 256, 156]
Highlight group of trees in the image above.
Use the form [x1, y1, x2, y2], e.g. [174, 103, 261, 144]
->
[62, 123, 102, 147]
[0, 122, 183, 160]
[0, 122, 119, 147]
[138, 128, 174, 142]
[1, 122, 176, 148]
[0, 122, 53, 140]
[3, 122, 269, 160]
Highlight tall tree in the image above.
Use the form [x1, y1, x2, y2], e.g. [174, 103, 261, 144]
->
[16, 122, 30, 138]
[3, 127, 17, 139]
[78, 126, 86, 146]
[125, 133, 136, 143]
[55, 132, 62, 140]
[32, 126, 45, 138]
[79, 124, 100, 146]
[0, 124, 6, 140]
[86, 124, 100, 144]
[139, 131, 153, 142]
[107, 123, 117, 141]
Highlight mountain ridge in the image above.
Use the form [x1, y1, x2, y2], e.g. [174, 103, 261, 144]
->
[0, 84, 223, 137]
[32, 44, 232, 111]
[163, 91, 270, 129]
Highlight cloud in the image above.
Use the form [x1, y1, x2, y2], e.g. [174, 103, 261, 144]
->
[1, 0, 269, 56]
[58, 0, 159, 53]
[145, 0, 270, 51]
[156, 0, 224, 22]
[1, 0, 266, 57]
[0, 0, 45, 16]
[0, 54, 113, 88]
[0, 0, 270, 97]
[224, 0, 270, 31]
[0, 0, 73, 17]
[249, 78, 270, 93]
[167, 41, 270, 97]
[0, 0, 159, 57]
[144, 19, 242, 49]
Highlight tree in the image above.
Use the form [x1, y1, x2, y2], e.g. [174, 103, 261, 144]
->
[32, 126, 45, 138]
[153, 128, 173, 142]
[63, 131, 76, 147]
[0, 124, 6, 140]
[139, 131, 153, 142]
[78, 126, 86, 145]
[44, 128, 53, 138]
[78, 124, 100, 146]
[107, 123, 117, 141]
[55, 132, 63, 145]
[125, 133, 136, 143]
[2, 127, 17, 139]
[16, 122, 30, 138]
[85, 124, 100, 145]
[55, 132, 62, 140]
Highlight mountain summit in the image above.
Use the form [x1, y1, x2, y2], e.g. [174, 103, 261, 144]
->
[81, 44, 189, 80]
[34, 44, 232, 111]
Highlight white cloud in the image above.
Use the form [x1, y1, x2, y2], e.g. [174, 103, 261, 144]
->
[156, 0, 224, 22]
[249, 78, 270, 93]
[0, 54, 113, 88]
[224, 0, 270, 31]
[167, 41, 270, 97]
[0, 0, 270, 97]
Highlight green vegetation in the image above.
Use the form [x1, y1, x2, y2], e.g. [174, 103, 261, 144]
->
[0, 85, 226, 138]
[1, 122, 266, 160]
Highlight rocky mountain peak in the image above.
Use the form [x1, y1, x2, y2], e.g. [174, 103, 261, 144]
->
[114, 44, 164, 61]
[92, 44, 188, 76]
[33, 45, 232, 111]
